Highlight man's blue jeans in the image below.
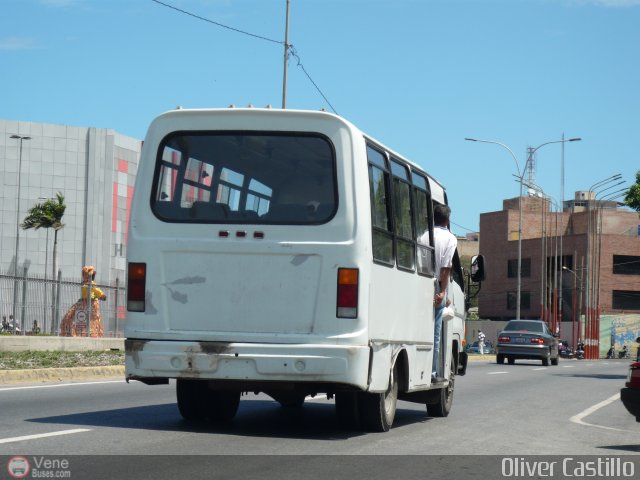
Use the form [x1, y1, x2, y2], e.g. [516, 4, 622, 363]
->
[433, 303, 444, 376]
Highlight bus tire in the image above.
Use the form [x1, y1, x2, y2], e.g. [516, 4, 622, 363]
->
[358, 363, 398, 432]
[176, 379, 207, 422]
[335, 391, 360, 429]
[206, 389, 241, 422]
[427, 355, 455, 418]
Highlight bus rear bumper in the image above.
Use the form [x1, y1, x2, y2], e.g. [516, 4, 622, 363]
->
[125, 339, 370, 389]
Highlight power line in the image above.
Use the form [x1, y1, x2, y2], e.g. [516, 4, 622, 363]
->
[150, 0, 338, 114]
[451, 221, 477, 233]
[151, 0, 283, 45]
[289, 47, 338, 115]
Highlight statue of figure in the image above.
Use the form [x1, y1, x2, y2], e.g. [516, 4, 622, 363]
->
[60, 265, 106, 337]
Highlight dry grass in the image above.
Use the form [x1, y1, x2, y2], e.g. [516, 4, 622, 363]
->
[0, 350, 124, 370]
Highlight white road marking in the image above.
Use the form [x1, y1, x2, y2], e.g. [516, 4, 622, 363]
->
[488, 371, 509, 375]
[532, 367, 547, 371]
[0, 380, 125, 392]
[562, 365, 575, 368]
[569, 393, 628, 432]
[0, 429, 91, 445]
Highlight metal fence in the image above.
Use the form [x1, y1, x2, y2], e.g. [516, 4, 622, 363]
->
[0, 270, 126, 337]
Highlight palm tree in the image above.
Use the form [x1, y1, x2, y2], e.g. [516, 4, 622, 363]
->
[21, 192, 66, 333]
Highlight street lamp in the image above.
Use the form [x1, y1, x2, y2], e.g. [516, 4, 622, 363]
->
[465, 137, 580, 321]
[584, 174, 622, 359]
[10, 134, 31, 335]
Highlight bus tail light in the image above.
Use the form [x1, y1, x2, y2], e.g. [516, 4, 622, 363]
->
[337, 268, 358, 318]
[127, 262, 146, 312]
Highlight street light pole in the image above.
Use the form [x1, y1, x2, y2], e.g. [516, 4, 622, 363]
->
[465, 136, 580, 322]
[584, 174, 622, 359]
[465, 138, 523, 320]
[10, 134, 31, 335]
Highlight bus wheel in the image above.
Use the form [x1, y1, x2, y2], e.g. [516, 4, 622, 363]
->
[335, 391, 360, 429]
[176, 379, 207, 421]
[206, 389, 241, 422]
[427, 356, 455, 418]
[358, 363, 398, 432]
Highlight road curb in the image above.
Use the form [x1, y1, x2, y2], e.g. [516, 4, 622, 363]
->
[466, 354, 495, 362]
[0, 365, 124, 384]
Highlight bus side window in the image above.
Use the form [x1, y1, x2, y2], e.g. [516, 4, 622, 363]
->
[390, 159, 415, 271]
[413, 173, 435, 277]
[367, 145, 394, 265]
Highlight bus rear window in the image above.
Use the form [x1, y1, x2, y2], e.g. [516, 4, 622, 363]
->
[151, 132, 337, 224]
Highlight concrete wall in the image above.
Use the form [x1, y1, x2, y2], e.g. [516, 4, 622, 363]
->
[0, 336, 124, 352]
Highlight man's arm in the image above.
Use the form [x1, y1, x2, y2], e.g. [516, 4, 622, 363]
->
[435, 266, 452, 306]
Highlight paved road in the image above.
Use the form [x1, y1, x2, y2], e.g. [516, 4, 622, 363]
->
[1, 358, 638, 477]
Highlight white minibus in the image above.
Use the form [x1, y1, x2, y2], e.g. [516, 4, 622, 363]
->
[125, 107, 484, 432]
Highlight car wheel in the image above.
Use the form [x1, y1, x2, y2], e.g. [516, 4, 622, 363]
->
[551, 354, 559, 366]
[542, 353, 550, 366]
[497, 354, 505, 364]
[508, 357, 515, 365]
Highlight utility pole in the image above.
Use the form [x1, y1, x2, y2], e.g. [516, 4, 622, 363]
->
[281, 0, 291, 109]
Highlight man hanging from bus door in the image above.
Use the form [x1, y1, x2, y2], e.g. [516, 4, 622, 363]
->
[431, 204, 457, 383]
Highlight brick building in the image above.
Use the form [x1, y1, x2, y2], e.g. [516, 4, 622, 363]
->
[479, 192, 640, 323]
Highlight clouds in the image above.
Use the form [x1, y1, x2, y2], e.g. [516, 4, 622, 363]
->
[0, 37, 37, 51]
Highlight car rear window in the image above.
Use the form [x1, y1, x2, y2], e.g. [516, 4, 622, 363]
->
[151, 132, 337, 224]
[504, 321, 543, 333]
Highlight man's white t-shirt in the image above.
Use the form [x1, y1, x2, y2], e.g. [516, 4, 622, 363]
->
[433, 226, 457, 278]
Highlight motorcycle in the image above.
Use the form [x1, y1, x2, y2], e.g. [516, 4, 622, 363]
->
[0, 321, 21, 334]
[618, 346, 630, 359]
[575, 343, 585, 360]
[559, 342, 574, 359]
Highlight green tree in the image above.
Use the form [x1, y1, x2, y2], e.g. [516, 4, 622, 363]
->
[21, 193, 66, 333]
[625, 170, 640, 214]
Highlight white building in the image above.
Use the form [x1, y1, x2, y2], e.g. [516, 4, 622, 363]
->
[0, 119, 142, 285]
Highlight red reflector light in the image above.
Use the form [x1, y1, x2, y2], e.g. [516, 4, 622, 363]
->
[530, 337, 545, 345]
[127, 262, 146, 312]
[498, 335, 510, 343]
[337, 268, 358, 318]
[627, 364, 640, 388]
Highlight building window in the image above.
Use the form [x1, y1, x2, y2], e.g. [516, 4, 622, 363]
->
[613, 255, 640, 275]
[508, 258, 531, 278]
[507, 291, 531, 310]
[612, 290, 640, 310]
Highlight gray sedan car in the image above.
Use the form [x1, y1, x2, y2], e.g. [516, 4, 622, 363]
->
[496, 320, 559, 366]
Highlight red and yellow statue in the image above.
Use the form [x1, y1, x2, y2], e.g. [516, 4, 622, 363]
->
[60, 265, 106, 337]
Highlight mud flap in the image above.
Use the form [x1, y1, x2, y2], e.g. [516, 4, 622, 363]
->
[458, 351, 468, 376]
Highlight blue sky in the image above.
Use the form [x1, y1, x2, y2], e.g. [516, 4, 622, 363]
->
[2, 0, 639, 235]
